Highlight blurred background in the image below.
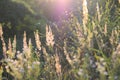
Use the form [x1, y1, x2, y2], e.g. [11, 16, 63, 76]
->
[0, 0, 119, 50]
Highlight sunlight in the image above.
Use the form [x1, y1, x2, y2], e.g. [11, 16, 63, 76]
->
[57, 0, 70, 7]
[54, 0, 71, 11]
[52, 0, 71, 20]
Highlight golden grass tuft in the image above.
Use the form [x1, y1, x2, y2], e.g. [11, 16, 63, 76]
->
[34, 30, 41, 50]
[46, 25, 55, 47]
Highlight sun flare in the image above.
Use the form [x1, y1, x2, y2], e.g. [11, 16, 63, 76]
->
[54, 0, 71, 10]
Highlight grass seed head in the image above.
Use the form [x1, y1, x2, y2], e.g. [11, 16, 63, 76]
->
[46, 25, 55, 47]
[55, 53, 61, 75]
[0, 24, 3, 37]
[34, 30, 41, 50]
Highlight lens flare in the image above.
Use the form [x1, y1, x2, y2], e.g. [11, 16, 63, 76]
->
[57, 0, 70, 8]
[52, 0, 71, 20]
[58, 0, 71, 9]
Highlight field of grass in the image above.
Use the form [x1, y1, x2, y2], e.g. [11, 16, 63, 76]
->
[0, 0, 120, 80]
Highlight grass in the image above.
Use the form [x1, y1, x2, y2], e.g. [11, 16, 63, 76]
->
[0, 0, 120, 80]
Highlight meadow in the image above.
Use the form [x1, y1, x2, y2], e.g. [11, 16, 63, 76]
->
[0, 0, 120, 80]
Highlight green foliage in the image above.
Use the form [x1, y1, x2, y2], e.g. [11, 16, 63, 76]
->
[0, 0, 47, 38]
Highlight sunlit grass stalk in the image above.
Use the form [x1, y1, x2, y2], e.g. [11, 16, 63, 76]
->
[96, 2, 101, 22]
[27, 38, 32, 59]
[7, 38, 13, 58]
[76, 22, 84, 43]
[55, 50, 61, 76]
[82, 0, 88, 35]
[8, 38, 12, 53]
[23, 31, 28, 52]
[104, 23, 107, 36]
[46, 25, 55, 47]
[42, 47, 50, 62]
[0, 24, 3, 38]
[63, 41, 73, 67]
[34, 30, 41, 50]
[1, 36, 7, 58]
[12, 35, 16, 54]
[112, 43, 120, 60]
[0, 24, 7, 58]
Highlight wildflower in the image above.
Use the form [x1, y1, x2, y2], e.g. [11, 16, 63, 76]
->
[46, 25, 55, 47]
